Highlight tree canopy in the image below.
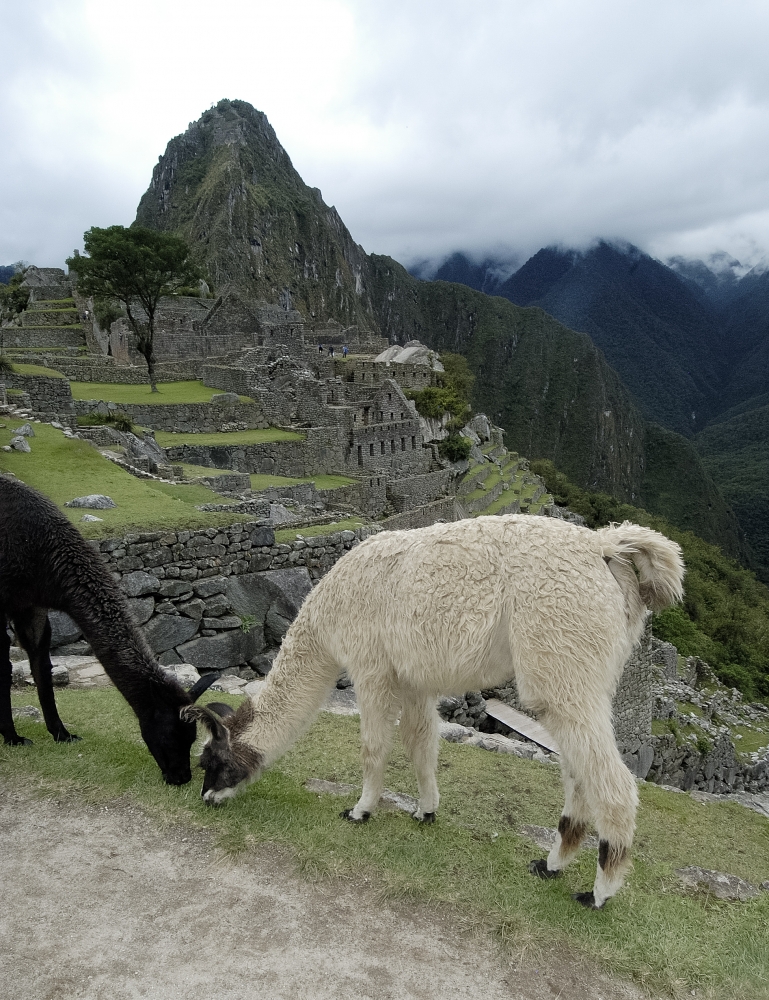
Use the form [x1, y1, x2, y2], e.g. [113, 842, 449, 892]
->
[66, 226, 200, 390]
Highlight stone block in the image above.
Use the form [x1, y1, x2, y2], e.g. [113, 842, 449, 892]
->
[159, 579, 194, 598]
[160, 662, 201, 688]
[126, 596, 155, 626]
[142, 614, 199, 654]
[178, 598, 205, 620]
[193, 576, 228, 598]
[176, 629, 264, 672]
[48, 610, 82, 648]
[203, 594, 231, 617]
[249, 525, 275, 547]
[203, 616, 241, 630]
[120, 571, 161, 597]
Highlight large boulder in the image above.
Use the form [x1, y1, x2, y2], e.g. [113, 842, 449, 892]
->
[227, 567, 313, 647]
[48, 611, 82, 649]
[176, 629, 264, 671]
[142, 614, 199, 654]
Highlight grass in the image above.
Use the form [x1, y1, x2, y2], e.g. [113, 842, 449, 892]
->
[69, 380, 253, 405]
[731, 726, 769, 757]
[154, 428, 305, 447]
[0, 423, 252, 536]
[274, 517, 365, 542]
[4, 686, 769, 999]
[179, 465, 354, 492]
[8, 362, 66, 378]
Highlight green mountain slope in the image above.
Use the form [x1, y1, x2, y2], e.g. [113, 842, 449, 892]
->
[135, 99, 377, 328]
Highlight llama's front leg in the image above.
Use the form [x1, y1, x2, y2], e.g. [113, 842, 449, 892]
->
[528, 762, 589, 879]
[399, 693, 440, 822]
[342, 684, 398, 822]
[14, 609, 79, 743]
[0, 613, 31, 746]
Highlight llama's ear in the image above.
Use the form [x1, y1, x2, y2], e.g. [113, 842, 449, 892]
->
[187, 672, 218, 703]
[180, 705, 229, 743]
[205, 701, 236, 718]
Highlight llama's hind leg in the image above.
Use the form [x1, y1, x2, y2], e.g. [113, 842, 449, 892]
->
[399, 692, 440, 822]
[528, 762, 590, 879]
[547, 713, 637, 909]
[14, 608, 79, 743]
[343, 681, 399, 822]
[0, 611, 31, 746]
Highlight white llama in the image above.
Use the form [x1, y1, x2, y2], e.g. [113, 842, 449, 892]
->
[185, 514, 684, 909]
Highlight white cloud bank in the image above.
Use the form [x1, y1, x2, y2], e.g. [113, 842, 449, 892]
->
[2, 0, 769, 270]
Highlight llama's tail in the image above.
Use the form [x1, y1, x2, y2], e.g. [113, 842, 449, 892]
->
[594, 521, 685, 612]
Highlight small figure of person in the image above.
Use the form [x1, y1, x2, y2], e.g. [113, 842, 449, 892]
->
[342, 344, 349, 358]
[318, 343, 324, 353]
[329, 345, 335, 357]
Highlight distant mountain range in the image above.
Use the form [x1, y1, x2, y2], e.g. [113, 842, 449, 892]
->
[415, 244, 769, 578]
[135, 99, 752, 573]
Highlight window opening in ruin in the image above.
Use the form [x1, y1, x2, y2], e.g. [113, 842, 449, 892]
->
[390, 412, 394, 420]
[411, 436, 416, 449]
[401, 437, 406, 451]
[380, 441, 385, 455]
[357, 445, 362, 466]
[388, 393, 391, 401]
[370, 443, 374, 456]
[390, 439, 396, 453]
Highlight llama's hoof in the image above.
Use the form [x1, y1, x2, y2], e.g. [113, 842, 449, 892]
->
[54, 731, 81, 743]
[4, 735, 33, 746]
[573, 891, 603, 909]
[528, 859, 561, 879]
[340, 809, 370, 823]
[414, 811, 436, 824]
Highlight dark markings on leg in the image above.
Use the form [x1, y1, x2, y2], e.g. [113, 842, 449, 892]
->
[340, 809, 370, 823]
[415, 811, 436, 824]
[558, 814, 587, 852]
[528, 859, 561, 879]
[573, 891, 603, 909]
[598, 839, 628, 875]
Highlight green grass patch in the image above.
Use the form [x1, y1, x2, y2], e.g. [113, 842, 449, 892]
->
[9, 362, 66, 378]
[0, 423, 251, 536]
[69, 380, 253, 405]
[154, 428, 305, 447]
[274, 518, 365, 542]
[178, 467, 353, 492]
[732, 725, 769, 756]
[3, 686, 768, 999]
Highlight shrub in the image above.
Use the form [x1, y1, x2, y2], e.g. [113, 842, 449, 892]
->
[93, 298, 124, 330]
[438, 433, 472, 462]
[77, 411, 134, 433]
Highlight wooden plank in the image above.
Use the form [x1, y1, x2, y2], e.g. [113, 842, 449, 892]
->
[484, 698, 560, 754]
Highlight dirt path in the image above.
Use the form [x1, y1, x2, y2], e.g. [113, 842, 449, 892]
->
[0, 789, 651, 1000]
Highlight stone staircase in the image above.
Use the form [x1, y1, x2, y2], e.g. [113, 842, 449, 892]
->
[6, 296, 86, 350]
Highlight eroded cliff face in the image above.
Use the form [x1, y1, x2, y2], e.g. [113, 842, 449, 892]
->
[135, 99, 377, 329]
[363, 255, 647, 500]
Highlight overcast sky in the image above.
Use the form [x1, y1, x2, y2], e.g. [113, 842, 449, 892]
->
[3, 0, 769, 274]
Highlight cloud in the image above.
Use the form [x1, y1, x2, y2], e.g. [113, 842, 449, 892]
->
[2, 0, 769, 268]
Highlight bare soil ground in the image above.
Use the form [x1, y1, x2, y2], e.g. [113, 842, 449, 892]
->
[0, 788, 653, 1000]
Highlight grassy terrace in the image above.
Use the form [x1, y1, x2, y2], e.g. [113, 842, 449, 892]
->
[70, 380, 254, 405]
[274, 517, 365, 543]
[4, 688, 768, 999]
[179, 464, 354, 491]
[0, 423, 251, 536]
[154, 427, 304, 447]
[8, 362, 67, 378]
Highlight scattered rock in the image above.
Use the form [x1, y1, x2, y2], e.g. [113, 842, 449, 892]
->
[676, 866, 760, 901]
[10, 436, 31, 452]
[210, 674, 247, 693]
[51, 664, 69, 686]
[210, 392, 240, 404]
[80, 514, 103, 522]
[160, 662, 201, 689]
[11, 705, 41, 721]
[65, 495, 116, 509]
[11, 423, 35, 437]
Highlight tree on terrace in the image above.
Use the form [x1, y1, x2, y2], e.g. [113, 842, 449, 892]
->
[67, 226, 200, 392]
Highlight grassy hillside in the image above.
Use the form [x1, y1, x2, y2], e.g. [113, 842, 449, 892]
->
[696, 403, 769, 581]
[533, 459, 769, 699]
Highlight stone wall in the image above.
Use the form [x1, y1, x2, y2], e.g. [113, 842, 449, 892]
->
[386, 469, 455, 512]
[74, 521, 380, 673]
[164, 426, 344, 478]
[46, 358, 204, 383]
[5, 373, 75, 418]
[73, 398, 267, 434]
[381, 497, 465, 530]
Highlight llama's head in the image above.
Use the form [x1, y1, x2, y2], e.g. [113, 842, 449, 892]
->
[181, 699, 264, 804]
[141, 672, 218, 785]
